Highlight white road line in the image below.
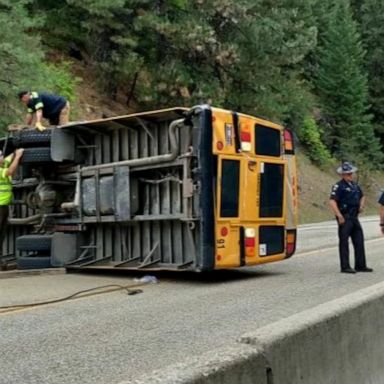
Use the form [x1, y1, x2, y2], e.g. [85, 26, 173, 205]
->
[296, 237, 384, 257]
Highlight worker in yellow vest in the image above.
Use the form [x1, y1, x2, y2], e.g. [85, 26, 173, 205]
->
[0, 148, 24, 255]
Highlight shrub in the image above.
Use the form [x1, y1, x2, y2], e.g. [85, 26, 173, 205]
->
[299, 116, 332, 168]
[43, 61, 81, 102]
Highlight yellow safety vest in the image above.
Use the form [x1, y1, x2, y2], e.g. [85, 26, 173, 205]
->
[0, 156, 13, 205]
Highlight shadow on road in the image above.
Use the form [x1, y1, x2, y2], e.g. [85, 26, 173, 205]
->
[68, 267, 285, 285]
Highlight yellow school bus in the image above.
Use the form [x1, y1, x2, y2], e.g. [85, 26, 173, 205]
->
[5, 105, 298, 271]
[208, 107, 298, 268]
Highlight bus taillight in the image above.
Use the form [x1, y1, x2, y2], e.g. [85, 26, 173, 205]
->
[244, 228, 255, 256]
[240, 130, 252, 152]
[283, 129, 295, 154]
[286, 229, 296, 258]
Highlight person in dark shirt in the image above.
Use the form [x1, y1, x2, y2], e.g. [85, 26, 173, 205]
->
[18, 91, 70, 131]
[329, 161, 373, 274]
[379, 192, 384, 235]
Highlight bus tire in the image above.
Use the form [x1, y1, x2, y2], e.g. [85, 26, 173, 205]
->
[17, 256, 52, 269]
[13, 130, 52, 148]
[21, 147, 53, 164]
[16, 235, 53, 252]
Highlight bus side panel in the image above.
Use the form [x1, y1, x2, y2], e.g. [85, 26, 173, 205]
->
[196, 107, 216, 271]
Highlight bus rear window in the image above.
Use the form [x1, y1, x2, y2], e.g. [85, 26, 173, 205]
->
[260, 163, 284, 217]
[255, 124, 281, 157]
[259, 226, 285, 256]
[220, 159, 240, 217]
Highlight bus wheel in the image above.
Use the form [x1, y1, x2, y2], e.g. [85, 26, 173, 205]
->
[16, 235, 53, 252]
[13, 129, 52, 148]
[21, 147, 53, 164]
[16, 256, 52, 269]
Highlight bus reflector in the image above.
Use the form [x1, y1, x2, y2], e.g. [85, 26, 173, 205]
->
[245, 228, 255, 237]
[240, 131, 251, 152]
[287, 232, 295, 243]
[283, 129, 294, 154]
[217, 141, 224, 150]
[245, 238, 255, 247]
[244, 228, 255, 257]
[241, 131, 251, 142]
[221, 227, 228, 237]
[286, 229, 296, 258]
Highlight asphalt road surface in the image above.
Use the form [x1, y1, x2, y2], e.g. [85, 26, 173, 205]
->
[1, 216, 383, 384]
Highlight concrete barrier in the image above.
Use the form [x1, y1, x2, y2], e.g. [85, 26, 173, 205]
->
[242, 282, 384, 384]
[124, 282, 384, 384]
[123, 345, 268, 384]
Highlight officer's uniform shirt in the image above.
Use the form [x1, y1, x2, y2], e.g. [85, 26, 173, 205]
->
[330, 179, 363, 217]
[27, 92, 67, 120]
[378, 192, 384, 206]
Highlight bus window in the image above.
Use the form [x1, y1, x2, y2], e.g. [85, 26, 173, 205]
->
[260, 162, 284, 218]
[255, 124, 281, 157]
[220, 159, 240, 217]
[259, 226, 285, 256]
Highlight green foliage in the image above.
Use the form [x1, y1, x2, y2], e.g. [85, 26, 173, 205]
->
[35, 0, 318, 125]
[0, 0, 46, 129]
[65, 0, 135, 97]
[0, 1, 80, 131]
[43, 62, 81, 102]
[359, 0, 384, 135]
[215, 0, 318, 122]
[3, 0, 384, 172]
[299, 116, 332, 168]
[313, 0, 383, 166]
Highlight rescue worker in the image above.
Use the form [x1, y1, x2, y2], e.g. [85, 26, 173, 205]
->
[18, 91, 70, 131]
[379, 191, 384, 235]
[0, 148, 24, 255]
[329, 161, 373, 274]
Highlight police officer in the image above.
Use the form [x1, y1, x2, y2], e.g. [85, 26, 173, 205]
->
[329, 161, 373, 274]
[379, 191, 384, 235]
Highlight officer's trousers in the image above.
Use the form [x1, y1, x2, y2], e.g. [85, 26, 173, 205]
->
[338, 217, 367, 270]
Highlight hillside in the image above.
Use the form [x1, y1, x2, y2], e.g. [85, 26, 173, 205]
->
[4, 1, 384, 177]
[68, 60, 134, 121]
[69, 60, 384, 225]
[297, 150, 384, 223]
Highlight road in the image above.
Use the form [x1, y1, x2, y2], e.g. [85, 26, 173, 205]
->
[0, 216, 383, 384]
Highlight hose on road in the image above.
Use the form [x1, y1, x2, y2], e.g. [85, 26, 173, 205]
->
[0, 283, 146, 315]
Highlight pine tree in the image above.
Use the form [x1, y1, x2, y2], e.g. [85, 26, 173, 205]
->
[314, 0, 382, 164]
[224, 0, 318, 122]
[0, 0, 47, 127]
[65, 0, 138, 99]
[37, 0, 318, 126]
[359, 0, 384, 135]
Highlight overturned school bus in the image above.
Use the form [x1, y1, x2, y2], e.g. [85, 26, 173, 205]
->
[2, 105, 298, 271]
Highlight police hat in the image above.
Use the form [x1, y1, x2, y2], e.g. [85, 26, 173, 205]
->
[337, 161, 358, 174]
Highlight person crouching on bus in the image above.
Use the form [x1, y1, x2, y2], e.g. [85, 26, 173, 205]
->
[329, 161, 373, 274]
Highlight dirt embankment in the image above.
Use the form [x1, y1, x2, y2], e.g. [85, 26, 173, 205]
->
[297, 150, 384, 223]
